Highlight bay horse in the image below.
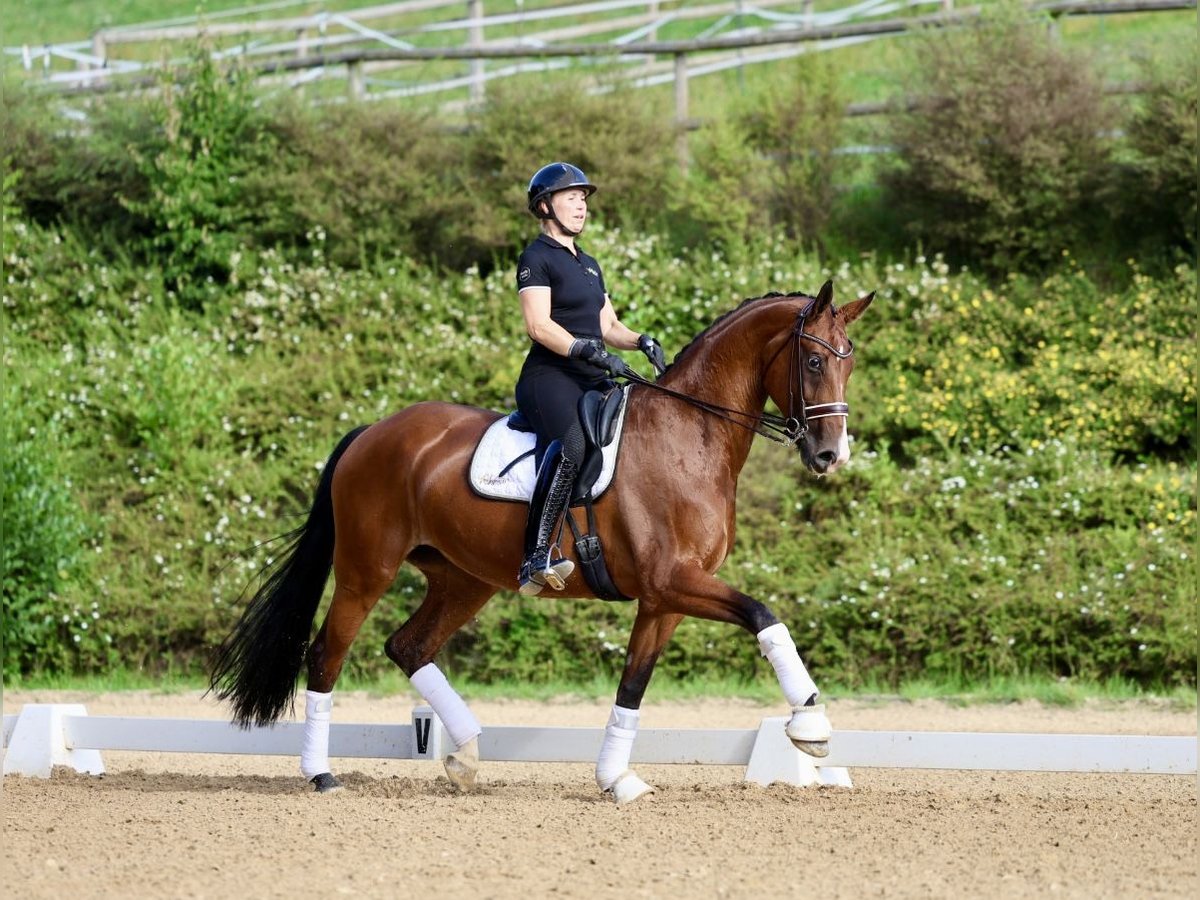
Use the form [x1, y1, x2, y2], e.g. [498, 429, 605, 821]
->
[209, 280, 873, 802]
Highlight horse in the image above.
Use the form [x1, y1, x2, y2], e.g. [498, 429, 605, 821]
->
[209, 279, 874, 803]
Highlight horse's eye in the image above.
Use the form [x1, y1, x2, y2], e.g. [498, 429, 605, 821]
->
[807, 355, 823, 372]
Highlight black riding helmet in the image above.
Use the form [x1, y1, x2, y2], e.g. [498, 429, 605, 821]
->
[527, 162, 597, 219]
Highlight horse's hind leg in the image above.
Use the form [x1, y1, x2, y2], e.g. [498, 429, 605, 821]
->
[384, 552, 497, 792]
[300, 547, 406, 792]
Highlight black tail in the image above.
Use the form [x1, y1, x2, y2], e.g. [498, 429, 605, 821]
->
[208, 425, 369, 727]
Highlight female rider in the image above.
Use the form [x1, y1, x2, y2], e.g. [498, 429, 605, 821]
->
[515, 162, 666, 596]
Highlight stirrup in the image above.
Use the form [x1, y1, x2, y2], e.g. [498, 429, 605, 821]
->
[518, 552, 575, 596]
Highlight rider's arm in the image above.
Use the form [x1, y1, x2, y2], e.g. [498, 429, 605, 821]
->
[599, 296, 643, 351]
[520, 287, 578, 357]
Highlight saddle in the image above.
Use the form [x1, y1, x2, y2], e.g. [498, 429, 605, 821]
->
[470, 386, 630, 504]
[469, 386, 633, 602]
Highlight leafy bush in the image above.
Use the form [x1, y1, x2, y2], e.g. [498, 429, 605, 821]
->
[735, 55, 850, 244]
[668, 58, 849, 250]
[246, 102, 479, 270]
[122, 51, 278, 306]
[1109, 45, 1198, 259]
[881, 3, 1112, 271]
[852, 255, 1196, 460]
[0, 77, 151, 249]
[1, 386, 99, 676]
[670, 118, 770, 248]
[464, 75, 677, 250]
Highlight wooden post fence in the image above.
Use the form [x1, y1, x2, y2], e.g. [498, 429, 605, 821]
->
[348, 59, 365, 99]
[468, 0, 485, 105]
[674, 52, 689, 172]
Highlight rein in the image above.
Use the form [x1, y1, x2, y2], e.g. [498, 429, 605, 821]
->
[619, 305, 854, 447]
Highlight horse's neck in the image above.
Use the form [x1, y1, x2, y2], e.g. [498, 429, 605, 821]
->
[648, 304, 783, 476]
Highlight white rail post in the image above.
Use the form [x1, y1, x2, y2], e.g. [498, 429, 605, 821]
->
[674, 52, 689, 174]
[348, 59, 365, 100]
[735, 0, 746, 87]
[941, 0, 954, 10]
[295, 28, 311, 96]
[648, 0, 660, 42]
[468, 0, 485, 106]
[803, 0, 814, 28]
[91, 30, 107, 69]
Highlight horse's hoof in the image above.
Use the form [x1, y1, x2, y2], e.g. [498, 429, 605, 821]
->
[785, 703, 832, 747]
[791, 740, 830, 759]
[309, 772, 343, 793]
[444, 737, 479, 792]
[609, 771, 655, 806]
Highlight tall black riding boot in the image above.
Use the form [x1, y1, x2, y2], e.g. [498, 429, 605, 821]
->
[518, 441, 578, 596]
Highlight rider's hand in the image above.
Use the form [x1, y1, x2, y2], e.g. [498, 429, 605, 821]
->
[569, 338, 631, 378]
[637, 334, 667, 376]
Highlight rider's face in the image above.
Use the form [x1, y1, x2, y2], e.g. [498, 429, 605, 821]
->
[547, 189, 588, 233]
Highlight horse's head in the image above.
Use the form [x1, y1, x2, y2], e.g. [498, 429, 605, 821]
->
[764, 280, 874, 475]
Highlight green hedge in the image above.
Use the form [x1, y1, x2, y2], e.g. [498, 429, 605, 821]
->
[3, 216, 1194, 686]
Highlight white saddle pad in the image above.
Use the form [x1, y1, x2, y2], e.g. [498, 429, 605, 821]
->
[469, 387, 631, 503]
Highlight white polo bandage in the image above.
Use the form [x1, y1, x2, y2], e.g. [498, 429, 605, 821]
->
[757, 623, 819, 709]
[595, 704, 640, 791]
[300, 690, 332, 779]
[410, 663, 482, 749]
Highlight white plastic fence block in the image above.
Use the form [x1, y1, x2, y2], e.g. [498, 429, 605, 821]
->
[2, 704, 105, 778]
[744, 716, 852, 789]
[411, 705, 448, 760]
[816, 764, 854, 787]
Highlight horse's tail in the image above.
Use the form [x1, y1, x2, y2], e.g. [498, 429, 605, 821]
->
[208, 425, 370, 728]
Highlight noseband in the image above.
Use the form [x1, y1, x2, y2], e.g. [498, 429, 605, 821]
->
[619, 302, 854, 447]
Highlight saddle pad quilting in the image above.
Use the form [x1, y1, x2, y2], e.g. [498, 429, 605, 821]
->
[469, 389, 630, 502]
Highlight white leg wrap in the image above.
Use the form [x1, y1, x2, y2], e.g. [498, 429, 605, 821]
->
[409, 663, 481, 749]
[300, 690, 332, 779]
[595, 705, 640, 791]
[757, 623, 819, 709]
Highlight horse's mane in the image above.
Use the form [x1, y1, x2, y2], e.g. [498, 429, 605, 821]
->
[667, 290, 814, 372]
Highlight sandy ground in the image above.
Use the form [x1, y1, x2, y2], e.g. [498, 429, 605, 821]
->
[3, 690, 1196, 899]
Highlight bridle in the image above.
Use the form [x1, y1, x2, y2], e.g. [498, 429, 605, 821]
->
[619, 301, 854, 446]
[776, 305, 855, 441]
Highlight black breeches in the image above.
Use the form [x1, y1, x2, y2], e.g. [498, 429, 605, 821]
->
[516, 368, 606, 468]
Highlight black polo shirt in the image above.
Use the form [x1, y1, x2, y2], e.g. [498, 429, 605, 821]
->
[516, 233, 608, 376]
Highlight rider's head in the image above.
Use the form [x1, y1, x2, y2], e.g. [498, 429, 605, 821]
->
[527, 162, 597, 238]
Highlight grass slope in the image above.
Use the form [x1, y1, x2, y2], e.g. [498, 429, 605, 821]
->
[3, 0, 1189, 119]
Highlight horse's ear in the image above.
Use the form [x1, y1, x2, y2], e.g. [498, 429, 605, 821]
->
[839, 291, 875, 326]
[811, 280, 834, 317]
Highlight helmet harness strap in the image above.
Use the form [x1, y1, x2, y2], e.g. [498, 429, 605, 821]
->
[538, 196, 582, 239]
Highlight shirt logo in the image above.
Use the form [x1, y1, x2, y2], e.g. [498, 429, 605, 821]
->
[586, 267, 599, 278]
[518, 267, 532, 282]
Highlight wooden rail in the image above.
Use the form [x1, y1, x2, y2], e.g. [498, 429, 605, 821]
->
[19, 0, 1193, 171]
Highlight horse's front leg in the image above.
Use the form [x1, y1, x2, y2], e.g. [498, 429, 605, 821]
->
[663, 565, 833, 757]
[596, 608, 683, 804]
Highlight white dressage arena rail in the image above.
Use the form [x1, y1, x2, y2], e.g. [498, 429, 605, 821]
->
[2, 704, 1195, 786]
